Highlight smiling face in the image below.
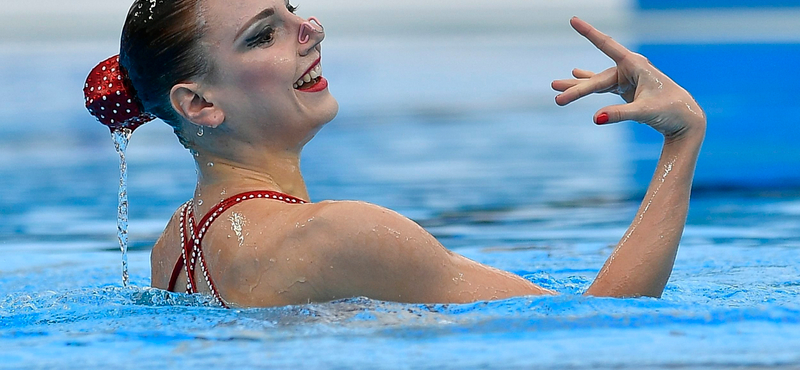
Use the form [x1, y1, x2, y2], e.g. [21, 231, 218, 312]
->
[196, 0, 338, 149]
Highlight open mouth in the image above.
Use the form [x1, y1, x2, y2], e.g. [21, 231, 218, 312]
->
[293, 63, 323, 91]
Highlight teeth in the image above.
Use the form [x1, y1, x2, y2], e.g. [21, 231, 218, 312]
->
[294, 64, 323, 89]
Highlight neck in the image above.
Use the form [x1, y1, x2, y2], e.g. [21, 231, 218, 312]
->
[192, 149, 310, 212]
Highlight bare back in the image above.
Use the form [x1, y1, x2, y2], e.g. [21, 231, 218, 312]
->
[151, 197, 554, 307]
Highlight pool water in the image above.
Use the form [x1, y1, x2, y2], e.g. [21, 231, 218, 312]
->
[1, 35, 799, 369]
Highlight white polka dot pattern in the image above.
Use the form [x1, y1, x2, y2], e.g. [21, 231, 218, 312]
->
[84, 55, 155, 132]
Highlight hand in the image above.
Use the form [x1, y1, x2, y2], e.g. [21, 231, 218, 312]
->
[551, 17, 706, 140]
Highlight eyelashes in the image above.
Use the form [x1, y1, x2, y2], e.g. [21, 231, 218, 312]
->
[247, 26, 275, 48]
[246, 3, 299, 48]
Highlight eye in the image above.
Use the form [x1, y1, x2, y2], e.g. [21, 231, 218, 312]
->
[287, 3, 298, 14]
[247, 26, 276, 48]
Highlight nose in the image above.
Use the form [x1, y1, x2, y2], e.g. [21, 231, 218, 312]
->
[298, 17, 324, 55]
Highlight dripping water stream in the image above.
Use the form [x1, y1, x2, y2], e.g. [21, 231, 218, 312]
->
[112, 128, 132, 287]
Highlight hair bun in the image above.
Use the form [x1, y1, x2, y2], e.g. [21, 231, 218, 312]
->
[84, 55, 155, 132]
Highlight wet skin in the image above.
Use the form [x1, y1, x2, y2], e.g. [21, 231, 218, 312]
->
[150, 2, 706, 307]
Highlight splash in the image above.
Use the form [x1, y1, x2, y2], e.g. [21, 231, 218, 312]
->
[112, 128, 133, 287]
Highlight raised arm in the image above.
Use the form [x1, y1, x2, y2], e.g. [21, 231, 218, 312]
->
[552, 17, 706, 297]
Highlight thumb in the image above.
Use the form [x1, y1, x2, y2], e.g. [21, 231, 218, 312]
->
[594, 102, 649, 125]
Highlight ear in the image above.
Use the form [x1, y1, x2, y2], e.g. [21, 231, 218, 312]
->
[169, 83, 225, 128]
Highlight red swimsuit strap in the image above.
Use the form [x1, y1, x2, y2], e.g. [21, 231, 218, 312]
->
[167, 190, 308, 305]
[167, 202, 194, 292]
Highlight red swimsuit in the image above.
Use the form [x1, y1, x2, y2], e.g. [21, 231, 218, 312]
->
[167, 191, 308, 307]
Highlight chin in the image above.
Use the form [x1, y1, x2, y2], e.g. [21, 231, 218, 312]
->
[299, 96, 338, 146]
[323, 97, 339, 123]
[313, 94, 339, 127]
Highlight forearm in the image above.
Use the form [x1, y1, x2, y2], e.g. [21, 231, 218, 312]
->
[585, 128, 704, 298]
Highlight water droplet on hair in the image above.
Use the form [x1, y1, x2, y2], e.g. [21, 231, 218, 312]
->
[197, 126, 204, 137]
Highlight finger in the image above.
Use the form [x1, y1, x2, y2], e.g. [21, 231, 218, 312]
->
[555, 67, 618, 106]
[594, 102, 647, 125]
[551, 78, 581, 92]
[572, 68, 595, 79]
[553, 68, 597, 91]
[570, 17, 631, 64]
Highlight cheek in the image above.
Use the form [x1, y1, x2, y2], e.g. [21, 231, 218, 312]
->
[236, 55, 294, 94]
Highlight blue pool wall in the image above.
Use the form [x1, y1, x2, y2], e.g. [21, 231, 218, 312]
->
[632, 1, 800, 190]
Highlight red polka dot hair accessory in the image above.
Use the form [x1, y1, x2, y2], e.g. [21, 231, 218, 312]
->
[84, 55, 155, 132]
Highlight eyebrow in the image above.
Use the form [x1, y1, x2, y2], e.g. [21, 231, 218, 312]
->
[234, 8, 276, 42]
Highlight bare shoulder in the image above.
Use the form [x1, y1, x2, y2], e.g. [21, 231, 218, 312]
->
[150, 203, 186, 290]
[206, 199, 421, 306]
[281, 200, 553, 303]
[311, 200, 429, 235]
[296, 200, 442, 259]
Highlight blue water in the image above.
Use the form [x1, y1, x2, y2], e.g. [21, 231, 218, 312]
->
[1, 35, 799, 369]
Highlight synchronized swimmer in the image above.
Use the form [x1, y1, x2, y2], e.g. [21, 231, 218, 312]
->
[84, 0, 705, 308]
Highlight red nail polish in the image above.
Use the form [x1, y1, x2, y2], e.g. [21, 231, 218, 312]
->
[596, 113, 609, 125]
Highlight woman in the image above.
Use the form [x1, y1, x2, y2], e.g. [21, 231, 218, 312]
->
[99, 0, 705, 308]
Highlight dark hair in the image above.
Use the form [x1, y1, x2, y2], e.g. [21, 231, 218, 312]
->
[119, 0, 210, 147]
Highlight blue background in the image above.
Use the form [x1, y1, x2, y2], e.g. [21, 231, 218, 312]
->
[632, 2, 800, 190]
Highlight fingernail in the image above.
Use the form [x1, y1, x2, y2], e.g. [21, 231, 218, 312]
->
[596, 113, 609, 125]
